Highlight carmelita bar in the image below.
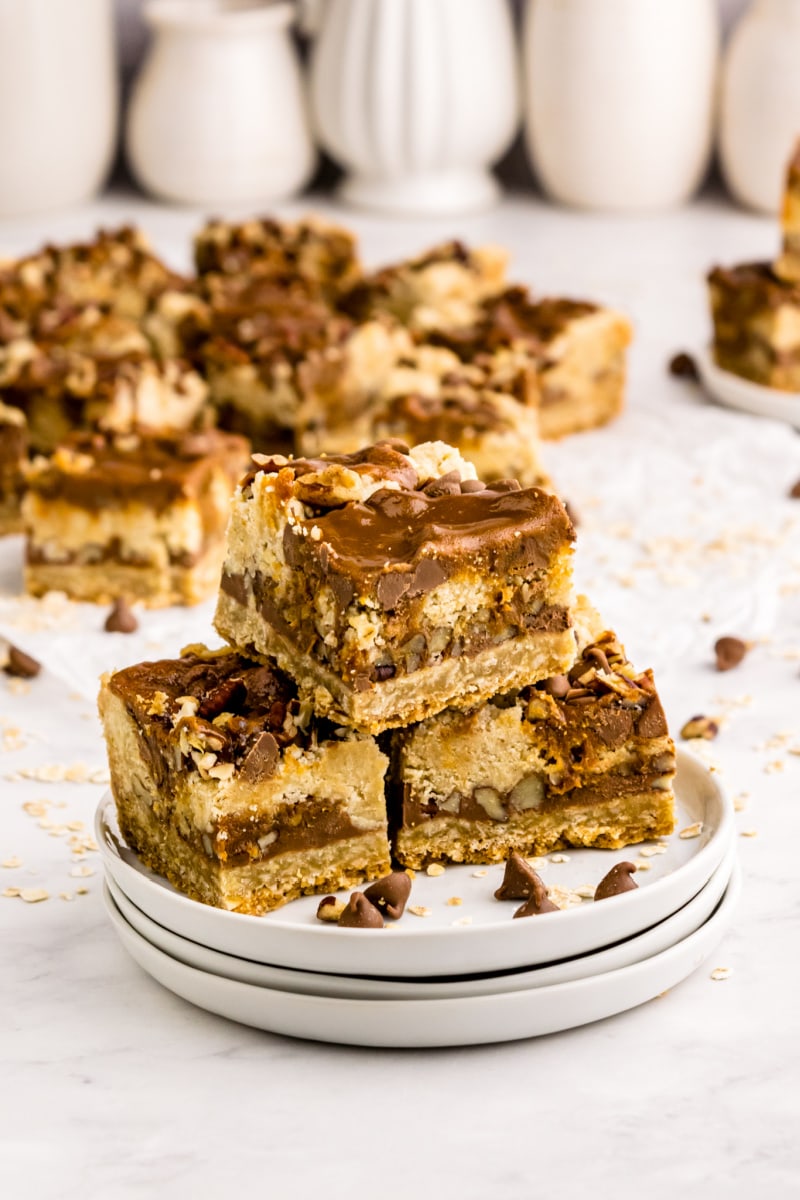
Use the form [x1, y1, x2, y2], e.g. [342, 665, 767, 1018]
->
[99, 645, 390, 914]
[216, 440, 576, 734]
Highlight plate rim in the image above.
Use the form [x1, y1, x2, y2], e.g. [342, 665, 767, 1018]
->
[696, 344, 800, 427]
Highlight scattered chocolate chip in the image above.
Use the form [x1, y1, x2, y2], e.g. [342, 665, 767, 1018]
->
[564, 500, 580, 527]
[714, 636, 748, 672]
[680, 714, 719, 741]
[104, 597, 138, 634]
[364, 871, 412, 919]
[542, 674, 570, 699]
[513, 881, 559, 918]
[422, 470, 462, 498]
[789, 479, 800, 499]
[495, 851, 541, 900]
[338, 892, 384, 929]
[460, 479, 486, 493]
[3, 645, 41, 679]
[316, 896, 345, 923]
[595, 861, 638, 901]
[668, 351, 699, 381]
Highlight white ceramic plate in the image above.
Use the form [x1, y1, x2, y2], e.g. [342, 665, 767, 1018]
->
[103, 865, 741, 1047]
[696, 345, 800, 429]
[97, 750, 734, 978]
[104, 839, 737, 1000]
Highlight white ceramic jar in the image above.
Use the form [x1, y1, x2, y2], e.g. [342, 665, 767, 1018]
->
[127, 0, 315, 207]
[306, 0, 519, 216]
[0, 0, 117, 219]
[523, 0, 719, 211]
[720, 0, 800, 213]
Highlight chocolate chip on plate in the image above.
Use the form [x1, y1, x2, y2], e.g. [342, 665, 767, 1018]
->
[594, 861, 638, 901]
[789, 478, 800, 499]
[338, 892, 384, 929]
[513, 875, 559, 918]
[668, 351, 699, 381]
[714, 636, 747, 672]
[104, 597, 138, 634]
[3, 644, 41, 679]
[363, 871, 412, 919]
[495, 851, 542, 901]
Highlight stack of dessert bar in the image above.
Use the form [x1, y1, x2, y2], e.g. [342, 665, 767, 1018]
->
[100, 439, 676, 915]
[709, 140, 800, 390]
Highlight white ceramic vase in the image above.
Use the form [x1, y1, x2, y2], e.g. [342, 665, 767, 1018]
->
[0, 0, 117, 219]
[306, 0, 519, 216]
[127, 0, 315, 207]
[523, 0, 719, 211]
[720, 0, 800, 213]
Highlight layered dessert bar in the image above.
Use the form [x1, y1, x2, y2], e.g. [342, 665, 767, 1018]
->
[216, 440, 576, 733]
[391, 628, 676, 868]
[0, 225, 185, 330]
[340, 240, 508, 332]
[0, 401, 27, 535]
[297, 360, 549, 490]
[99, 645, 390, 913]
[775, 141, 800, 285]
[194, 215, 362, 302]
[428, 287, 633, 439]
[24, 428, 249, 606]
[708, 262, 800, 389]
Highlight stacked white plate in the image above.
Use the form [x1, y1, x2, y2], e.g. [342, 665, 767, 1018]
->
[98, 750, 739, 1047]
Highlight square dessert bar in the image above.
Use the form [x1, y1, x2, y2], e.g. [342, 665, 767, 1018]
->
[215, 441, 576, 733]
[24, 428, 250, 606]
[297, 355, 549, 490]
[428, 287, 633, 439]
[194, 215, 362, 302]
[392, 627, 676, 868]
[0, 401, 27, 535]
[775, 141, 800, 285]
[340, 240, 508, 332]
[708, 262, 800, 390]
[99, 646, 390, 914]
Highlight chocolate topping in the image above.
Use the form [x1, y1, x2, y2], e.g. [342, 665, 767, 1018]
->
[338, 892, 384, 929]
[714, 636, 747, 672]
[104, 597, 138, 634]
[3, 645, 41, 679]
[363, 871, 412, 919]
[594, 862, 638, 901]
[494, 851, 542, 901]
[513, 880, 559, 918]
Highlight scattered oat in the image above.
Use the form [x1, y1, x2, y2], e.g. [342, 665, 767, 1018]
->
[2, 887, 21, 897]
[19, 888, 49, 903]
[549, 853, 570, 863]
[446, 896, 463, 907]
[639, 844, 668, 857]
[59, 892, 74, 902]
[634, 860, 652, 871]
[679, 822, 704, 840]
[471, 869, 488, 878]
[733, 794, 748, 812]
[426, 863, 445, 877]
[710, 967, 732, 981]
[452, 916, 473, 927]
[75, 887, 89, 896]
[1, 856, 22, 869]
[525, 857, 546, 870]
[740, 829, 758, 838]
[765, 760, 784, 774]
[408, 905, 431, 918]
[575, 885, 595, 900]
[69, 865, 94, 878]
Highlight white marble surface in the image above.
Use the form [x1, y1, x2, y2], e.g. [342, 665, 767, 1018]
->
[1, 191, 799, 1197]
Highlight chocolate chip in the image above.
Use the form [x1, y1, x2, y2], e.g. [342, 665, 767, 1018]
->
[789, 478, 800, 499]
[668, 351, 699, 381]
[104, 597, 138, 634]
[714, 636, 747, 672]
[460, 479, 486, 493]
[376, 571, 411, 611]
[338, 892, 384, 929]
[495, 851, 541, 900]
[422, 470, 462, 498]
[594, 861, 638, 901]
[239, 731, 280, 782]
[316, 896, 345, 923]
[542, 674, 570, 699]
[490, 478, 522, 493]
[372, 663, 396, 682]
[3, 645, 41, 679]
[363, 871, 412, 919]
[680, 714, 719, 740]
[513, 882, 559, 918]
[585, 646, 611, 674]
